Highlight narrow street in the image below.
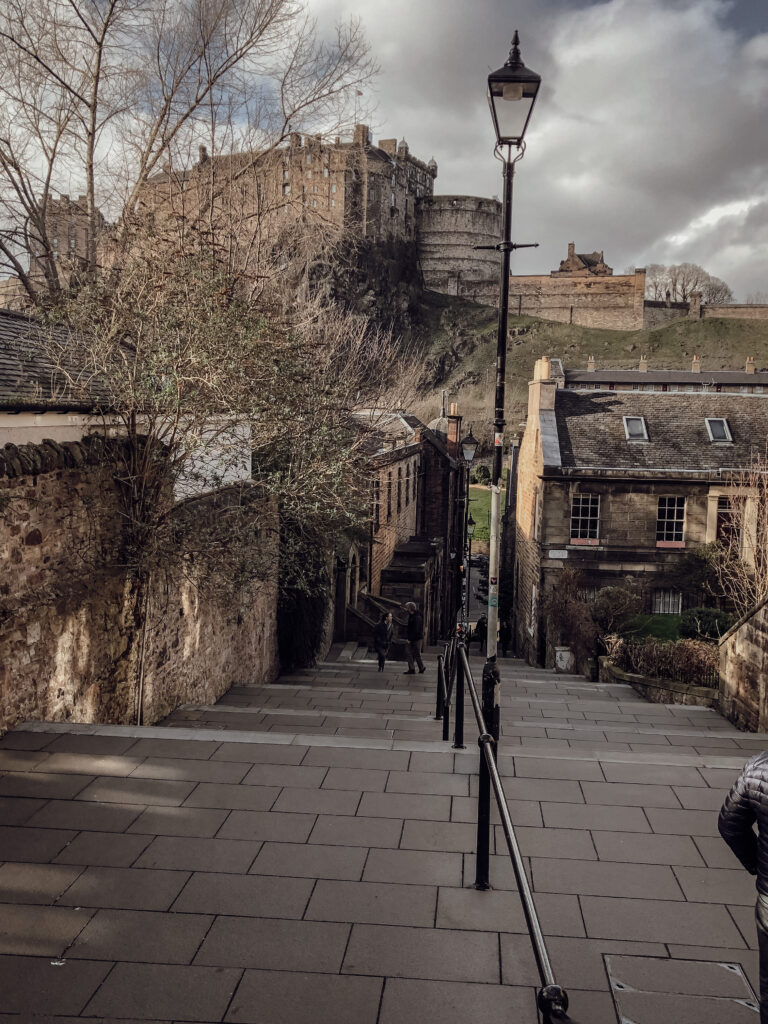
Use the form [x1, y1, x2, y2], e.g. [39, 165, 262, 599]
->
[0, 648, 763, 1022]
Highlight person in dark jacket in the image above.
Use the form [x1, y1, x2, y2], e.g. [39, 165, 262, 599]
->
[403, 601, 425, 674]
[719, 752, 768, 1022]
[499, 619, 512, 657]
[373, 611, 393, 672]
[474, 614, 488, 655]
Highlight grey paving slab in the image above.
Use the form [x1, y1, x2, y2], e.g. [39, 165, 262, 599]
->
[606, 951, 752, 997]
[212, 742, 309, 764]
[386, 770, 468, 796]
[0, 749, 49, 770]
[667, 944, 760, 993]
[44, 733, 139, 755]
[67, 906, 212, 963]
[694, 835, 745, 869]
[501, 932, 667, 990]
[226, 970, 383, 1024]
[134, 836, 261, 873]
[451, 796, 542, 827]
[699, 766, 744, 789]
[0, 770, 95, 799]
[308, 814, 403, 849]
[436, 886, 585, 938]
[241, 763, 328, 788]
[499, 825, 598, 860]
[272, 785, 361, 815]
[601, 761, 707, 786]
[321, 766, 388, 791]
[645, 807, 720, 836]
[52, 830, 153, 867]
[306, 879, 437, 927]
[57, 865, 190, 911]
[124, 737, 220, 759]
[131, 757, 250, 784]
[301, 746, 410, 770]
[0, 904, 94, 956]
[194, 916, 350, 971]
[218, 809, 316, 843]
[580, 895, 747, 946]
[363, 848, 463, 887]
[512, 755, 604, 781]
[378, 978, 538, 1024]
[0, 954, 112, 1015]
[0, 862, 83, 904]
[0, 824, 76, 862]
[33, 753, 143, 776]
[172, 871, 313, 918]
[0, 795, 47, 825]
[83, 962, 243, 1021]
[541, 802, 651, 832]
[182, 782, 280, 811]
[672, 865, 758, 905]
[592, 830, 705, 866]
[531, 856, 684, 899]
[612, 988, 758, 1023]
[400, 820, 477, 853]
[127, 804, 230, 837]
[25, 799, 144, 833]
[580, 781, 680, 808]
[472, 776, 584, 804]
[673, 785, 731, 810]
[0, 731, 61, 750]
[343, 922, 499, 983]
[358, 791, 450, 821]
[406, 751, 457, 773]
[250, 841, 366, 881]
[730, 904, 759, 949]
[75, 776, 197, 806]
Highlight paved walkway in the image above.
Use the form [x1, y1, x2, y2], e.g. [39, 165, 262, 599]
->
[0, 650, 766, 1022]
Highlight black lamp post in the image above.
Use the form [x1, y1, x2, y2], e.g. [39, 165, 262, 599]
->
[466, 512, 476, 624]
[460, 427, 479, 626]
[484, 31, 540, 661]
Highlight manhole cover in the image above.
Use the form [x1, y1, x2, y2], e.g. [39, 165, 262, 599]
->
[605, 955, 759, 1023]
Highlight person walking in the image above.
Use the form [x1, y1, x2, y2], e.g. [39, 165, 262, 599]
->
[718, 753, 768, 1022]
[403, 601, 426, 675]
[474, 614, 488, 656]
[373, 611, 393, 672]
[500, 619, 512, 657]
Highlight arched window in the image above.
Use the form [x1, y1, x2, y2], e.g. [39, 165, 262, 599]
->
[387, 473, 392, 521]
[397, 467, 402, 512]
[405, 464, 411, 507]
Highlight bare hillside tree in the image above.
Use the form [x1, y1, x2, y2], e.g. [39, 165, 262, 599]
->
[0, 0, 376, 302]
[643, 262, 733, 305]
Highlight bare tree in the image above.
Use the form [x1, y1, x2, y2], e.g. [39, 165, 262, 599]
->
[643, 262, 733, 305]
[0, 0, 376, 303]
[702, 443, 768, 619]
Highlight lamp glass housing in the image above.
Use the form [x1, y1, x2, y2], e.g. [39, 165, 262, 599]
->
[487, 35, 541, 147]
[461, 430, 479, 464]
[467, 514, 476, 539]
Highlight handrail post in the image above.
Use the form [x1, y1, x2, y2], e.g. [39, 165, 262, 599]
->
[475, 659, 499, 890]
[453, 642, 465, 749]
[435, 654, 445, 721]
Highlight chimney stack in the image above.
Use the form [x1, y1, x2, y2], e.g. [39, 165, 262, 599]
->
[638, 355, 648, 372]
[746, 357, 756, 375]
[446, 402, 462, 456]
[587, 355, 595, 372]
[692, 354, 702, 373]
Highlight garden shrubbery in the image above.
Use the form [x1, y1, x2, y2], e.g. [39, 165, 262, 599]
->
[679, 606, 734, 640]
[604, 634, 719, 687]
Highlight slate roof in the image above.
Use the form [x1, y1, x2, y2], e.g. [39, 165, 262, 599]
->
[553, 390, 768, 473]
[565, 368, 768, 388]
[0, 308, 104, 412]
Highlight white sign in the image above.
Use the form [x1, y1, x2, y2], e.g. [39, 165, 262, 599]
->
[548, 549, 568, 559]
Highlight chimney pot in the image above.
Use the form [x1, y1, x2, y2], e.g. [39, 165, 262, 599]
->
[692, 354, 702, 373]
[587, 355, 596, 372]
[746, 356, 756, 374]
[639, 355, 648, 372]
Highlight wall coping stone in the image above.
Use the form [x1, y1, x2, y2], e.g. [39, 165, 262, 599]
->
[599, 656, 719, 708]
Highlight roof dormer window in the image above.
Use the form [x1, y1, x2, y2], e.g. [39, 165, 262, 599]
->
[623, 415, 648, 441]
[706, 417, 732, 443]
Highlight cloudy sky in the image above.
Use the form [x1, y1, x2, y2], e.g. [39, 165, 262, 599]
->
[314, 0, 768, 301]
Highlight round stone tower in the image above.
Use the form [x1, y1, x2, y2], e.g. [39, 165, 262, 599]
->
[415, 195, 502, 305]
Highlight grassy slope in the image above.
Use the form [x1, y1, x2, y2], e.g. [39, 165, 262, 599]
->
[411, 291, 768, 444]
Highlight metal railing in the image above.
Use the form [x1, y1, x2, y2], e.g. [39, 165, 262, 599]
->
[454, 642, 573, 1023]
[434, 632, 466, 749]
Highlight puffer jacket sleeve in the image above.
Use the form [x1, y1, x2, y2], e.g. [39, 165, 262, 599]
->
[718, 770, 759, 875]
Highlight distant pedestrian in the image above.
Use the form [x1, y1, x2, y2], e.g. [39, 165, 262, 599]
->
[500, 620, 512, 657]
[373, 611, 393, 672]
[474, 614, 487, 655]
[403, 601, 425, 675]
[718, 753, 768, 1023]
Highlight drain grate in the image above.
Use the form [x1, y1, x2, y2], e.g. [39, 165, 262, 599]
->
[605, 954, 759, 1023]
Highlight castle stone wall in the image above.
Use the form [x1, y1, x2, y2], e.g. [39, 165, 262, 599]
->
[701, 304, 768, 321]
[507, 269, 647, 330]
[416, 196, 502, 305]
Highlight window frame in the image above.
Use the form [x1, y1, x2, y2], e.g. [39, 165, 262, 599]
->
[706, 417, 732, 443]
[623, 415, 649, 441]
[570, 492, 600, 545]
[656, 495, 686, 547]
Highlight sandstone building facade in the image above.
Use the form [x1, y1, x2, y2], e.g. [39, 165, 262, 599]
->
[512, 356, 768, 666]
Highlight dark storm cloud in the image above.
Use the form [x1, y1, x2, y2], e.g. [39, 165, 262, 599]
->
[313, 0, 768, 299]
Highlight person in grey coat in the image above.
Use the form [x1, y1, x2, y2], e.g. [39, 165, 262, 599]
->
[373, 611, 393, 672]
[718, 751, 768, 1022]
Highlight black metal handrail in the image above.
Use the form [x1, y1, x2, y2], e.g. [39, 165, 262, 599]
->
[434, 652, 450, 742]
[455, 643, 573, 1023]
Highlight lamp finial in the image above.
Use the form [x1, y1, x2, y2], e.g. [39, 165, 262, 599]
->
[507, 30, 522, 67]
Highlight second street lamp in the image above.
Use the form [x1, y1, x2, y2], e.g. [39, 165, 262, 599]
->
[484, 31, 540, 662]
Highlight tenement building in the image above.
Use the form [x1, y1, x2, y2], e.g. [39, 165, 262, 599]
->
[513, 355, 768, 666]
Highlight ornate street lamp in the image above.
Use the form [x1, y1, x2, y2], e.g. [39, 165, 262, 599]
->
[484, 31, 540, 664]
[461, 427, 479, 465]
[459, 428, 479, 626]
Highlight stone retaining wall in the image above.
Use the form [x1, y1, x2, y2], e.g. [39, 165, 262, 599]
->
[0, 440, 279, 732]
[718, 597, 768, 733]
[598, 658, 719, 708]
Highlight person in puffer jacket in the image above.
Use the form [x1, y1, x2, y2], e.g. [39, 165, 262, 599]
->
[718, 752, 766, 1021]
